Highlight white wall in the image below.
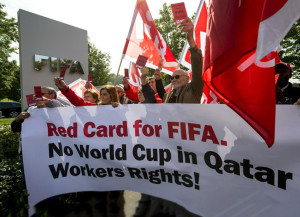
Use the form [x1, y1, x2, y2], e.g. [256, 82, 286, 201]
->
[18, 9, 88, 109]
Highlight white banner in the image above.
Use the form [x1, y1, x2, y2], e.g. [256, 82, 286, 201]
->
[22, 104, 300, 217]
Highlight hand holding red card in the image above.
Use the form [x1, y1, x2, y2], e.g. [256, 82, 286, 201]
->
[124, 69, 129, 78]
[26, 94, 36, 107]
[88, 74, 93, 83]
[34, 86, 43, 101]
[136, 55, 148, 69]
[59, 65, 68, 80]
[171, 2, 188, 25]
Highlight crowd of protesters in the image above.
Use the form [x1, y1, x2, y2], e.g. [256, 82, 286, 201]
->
[11, 16, 300, 217]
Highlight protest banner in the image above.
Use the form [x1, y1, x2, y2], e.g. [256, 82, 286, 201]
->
[22, 104, 300, 217]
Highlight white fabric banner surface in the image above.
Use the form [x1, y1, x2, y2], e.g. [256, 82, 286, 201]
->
[22, 104, 300, 217]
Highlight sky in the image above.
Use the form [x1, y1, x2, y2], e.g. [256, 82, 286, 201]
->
[2, 0, 200, 76]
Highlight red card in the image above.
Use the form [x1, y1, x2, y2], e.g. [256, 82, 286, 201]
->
[275, 74, 280, 84]
[136, 55, 148, 69]
[26, 94, 36, 107]
[124, 69, 129, 78]
[88, 74, 93, 83]
[171, 2, 188, 25]
[59, 65, 68, 80]
[34, 86, 43, 101]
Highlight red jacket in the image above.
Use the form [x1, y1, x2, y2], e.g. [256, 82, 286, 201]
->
[60, 86, 97, 106]
[125, 83, 162, 103]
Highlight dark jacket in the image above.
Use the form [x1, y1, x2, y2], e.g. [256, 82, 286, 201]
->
[159, 45, 203, 104]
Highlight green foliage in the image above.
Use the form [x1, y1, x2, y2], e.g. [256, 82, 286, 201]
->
[154, 3, 190, 85]
[0, 118, 14, 125]
[0, 125, 20, 159]
[279, 19, 300, 79]
[0, 3, 20, 101]
[88, 41, 114, 86]
[111, 74, 124, 86]
[0, 158, 29, 217]
[154, 3, 186, 60]
[0, 125, 28, 216]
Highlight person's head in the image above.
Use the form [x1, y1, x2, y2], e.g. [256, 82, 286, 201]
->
[116, 84, 124, 99]
[171, 69, 189, 90]
[275, 62, 293, 87]
[99, 85, 120, 105]
[137, 86, 145, 103]
[42, 87, 57, 99]
[84, 89, 99, 104]
[148, 77, 157, 92]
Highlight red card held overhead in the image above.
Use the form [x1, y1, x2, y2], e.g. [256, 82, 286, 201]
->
[59, 65, 69, 80]
[34, 86, 43, 101]
[136, 55, 148, 69]
[171, 2, 188, 25]
[26, 94, 36, 107]
[124, 69, 129, 78]
[88, 74, 93, 83]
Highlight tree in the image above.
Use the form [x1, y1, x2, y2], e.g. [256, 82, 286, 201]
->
[154, 3, 186, 60]
[279, 19, 300, 79]
[88, 41, 114, 86]
[153, 3, 192, 85]
[0, 3, 20, 100]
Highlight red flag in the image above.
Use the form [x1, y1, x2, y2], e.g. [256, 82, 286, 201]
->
[57, 78, 99, 101]
[122, 0, 177, 75]
[256, 0, 300, 62]
[203, 0, 293, 147]
[179, 0, 208, 69]
[128, 62, 141, 87]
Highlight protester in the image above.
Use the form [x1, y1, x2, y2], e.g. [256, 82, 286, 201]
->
[153, 17, 204, 217]
[98, 85, 120, 107]
[157, 18, 203, 104]
[55, 78, 123, 216]
[275, 62, 300, 104]
[137, 67, 157, 104]
[54, 78, 100, 106]
[122, 73, 163, 103]
[116, 84, 133, 104]
[11, 87, 65, 132]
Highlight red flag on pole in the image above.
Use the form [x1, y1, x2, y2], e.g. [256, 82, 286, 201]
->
[122, 0, 178, 75]
[203, 0, 296, 147]
[128, 62, 141, 87]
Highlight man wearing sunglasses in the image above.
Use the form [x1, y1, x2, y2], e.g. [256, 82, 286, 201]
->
[159, 17, 204, 104]
[151, 18, 204, 217]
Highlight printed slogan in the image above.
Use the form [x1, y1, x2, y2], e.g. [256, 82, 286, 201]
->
[22, 104, 300, 217]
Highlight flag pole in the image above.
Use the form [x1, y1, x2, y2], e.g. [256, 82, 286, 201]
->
[164, 83, 173, 103]
[113, 58, 124, 86]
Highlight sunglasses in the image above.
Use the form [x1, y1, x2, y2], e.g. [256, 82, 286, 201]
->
[170, 75, 181, 80]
